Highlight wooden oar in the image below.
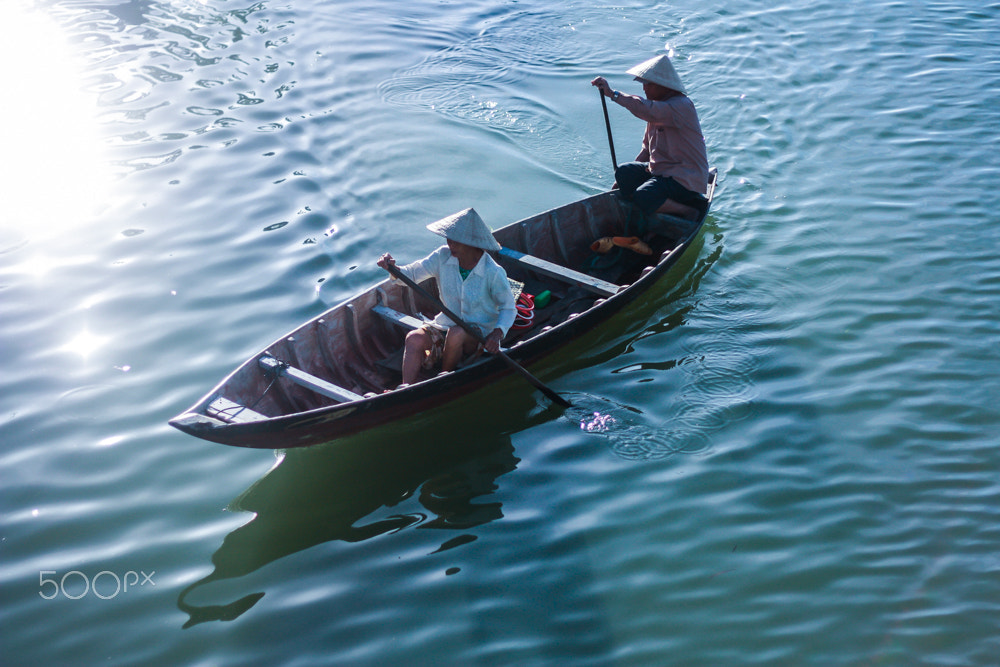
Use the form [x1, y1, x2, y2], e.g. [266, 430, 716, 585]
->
[385, 264, 572, 408]
[599, 87, 617, 172]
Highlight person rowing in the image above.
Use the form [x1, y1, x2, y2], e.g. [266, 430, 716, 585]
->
[591, 53, 710, 252]
[377, 208, 516, 387]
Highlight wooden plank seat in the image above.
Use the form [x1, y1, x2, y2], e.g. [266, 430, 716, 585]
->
[206, 396, 267, 424]
[655, 198, 701, 220]
[498, 247, 619, 298]
[259, 355, 364, 403]
[654, 170, 714, 219]
[373, 304, 428, 331]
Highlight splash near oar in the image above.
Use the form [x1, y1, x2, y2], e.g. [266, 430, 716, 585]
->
[562, 393, 709, 460]
[581, 411, 617, 433]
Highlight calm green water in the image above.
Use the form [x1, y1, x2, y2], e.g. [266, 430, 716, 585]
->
[3, 0, 999, 664]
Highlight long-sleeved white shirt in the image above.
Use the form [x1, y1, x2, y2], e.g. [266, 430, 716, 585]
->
[397, 246, 517, 337]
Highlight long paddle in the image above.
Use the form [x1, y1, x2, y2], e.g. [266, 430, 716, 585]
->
[599, 87, 617, 173]
[385, 263, 572, 408]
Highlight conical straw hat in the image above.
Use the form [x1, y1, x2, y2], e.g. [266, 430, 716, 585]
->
[626, 54, 686, 94]
[426, 207, 500, 252]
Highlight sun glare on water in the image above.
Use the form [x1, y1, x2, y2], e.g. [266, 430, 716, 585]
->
[1, 2, 112, 243]
[62, 328, 110, 360]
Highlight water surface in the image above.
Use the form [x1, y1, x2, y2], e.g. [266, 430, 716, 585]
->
[3, 0, 1000, 665]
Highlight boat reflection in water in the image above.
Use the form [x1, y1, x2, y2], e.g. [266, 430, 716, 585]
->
[176, 399, 549, 628]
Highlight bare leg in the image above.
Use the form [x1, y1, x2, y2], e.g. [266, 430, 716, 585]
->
[401, 329, 432, 385]
[441, 327, 480, 372]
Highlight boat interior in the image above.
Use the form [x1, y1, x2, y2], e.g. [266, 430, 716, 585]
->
[204, 187, 709, 424]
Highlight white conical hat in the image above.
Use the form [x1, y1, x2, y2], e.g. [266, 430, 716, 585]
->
[426, 207, 500, 252]
[626, 54, 686, 94]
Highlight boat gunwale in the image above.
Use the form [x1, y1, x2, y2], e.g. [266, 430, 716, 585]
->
[170, 176, 716, 448]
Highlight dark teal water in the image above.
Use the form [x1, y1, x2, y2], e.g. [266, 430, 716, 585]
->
[3, 0, 999, 664]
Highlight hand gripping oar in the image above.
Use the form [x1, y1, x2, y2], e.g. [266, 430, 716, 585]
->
[385, 263, 571, 408]
[599, 87, 617, 173]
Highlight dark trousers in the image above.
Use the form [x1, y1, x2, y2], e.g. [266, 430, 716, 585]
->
[615, 162, 708, 219]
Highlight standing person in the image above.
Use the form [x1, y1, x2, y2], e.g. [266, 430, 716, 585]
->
[591, 54, 710, 229]
[377, 208, 517, 387]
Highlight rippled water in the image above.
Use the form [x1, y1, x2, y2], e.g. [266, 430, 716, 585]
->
[3, 0, 1000, 664]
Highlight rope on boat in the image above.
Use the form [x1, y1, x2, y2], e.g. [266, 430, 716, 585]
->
[513, 292, 536, 330]
[210, 357, 289, 422]
[248, 356, 289, 411]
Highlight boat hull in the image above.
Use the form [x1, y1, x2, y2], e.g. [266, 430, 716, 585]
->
[170, 178, 716, 448]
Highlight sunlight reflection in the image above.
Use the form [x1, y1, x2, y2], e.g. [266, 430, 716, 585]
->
[1, 3, 112, 242]
[15, 251, 97, 279]
[63, 328, 108, 360]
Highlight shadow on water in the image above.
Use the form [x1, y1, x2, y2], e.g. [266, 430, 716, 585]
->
[177, 392, 558, 628]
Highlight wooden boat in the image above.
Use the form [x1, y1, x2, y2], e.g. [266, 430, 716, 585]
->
[170, 170, 717, 448]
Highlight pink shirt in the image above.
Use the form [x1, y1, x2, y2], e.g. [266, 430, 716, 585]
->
[617, 93, 709, 194]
